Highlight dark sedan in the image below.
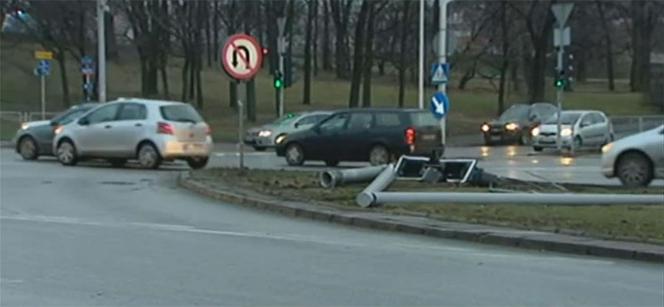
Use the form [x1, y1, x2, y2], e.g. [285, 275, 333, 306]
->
[276, 108, 444, 166]
[14, 103, 98, 160]
[480, 102, 557, 146]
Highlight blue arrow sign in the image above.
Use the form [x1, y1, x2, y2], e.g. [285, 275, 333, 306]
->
[431, 63, 450, 85]
[36, 60, 50, 76]
[430, 91, 449, 120]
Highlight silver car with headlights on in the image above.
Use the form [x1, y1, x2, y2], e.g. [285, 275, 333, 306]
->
[53, 98, 212, 169]
[531, 110, 613, 152]
[601, 125, 664, 187]
[244, 111, 331, 151]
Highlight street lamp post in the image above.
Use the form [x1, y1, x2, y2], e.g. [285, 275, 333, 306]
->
[97, 0, 106, 103]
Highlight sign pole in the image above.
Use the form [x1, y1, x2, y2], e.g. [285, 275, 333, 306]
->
[438, 0, 449, 146]
[237, 84, 245, 171]
[417, 0, 424, 110]
[40, 75, 46, 120]
[551, 3, 573, 152]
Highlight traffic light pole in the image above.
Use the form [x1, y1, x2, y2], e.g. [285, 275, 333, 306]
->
[278, 51, 284, 118]
[277, 18, 286, 118]
[556, 44, 564, 151]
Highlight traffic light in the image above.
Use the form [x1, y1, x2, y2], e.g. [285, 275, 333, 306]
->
[554, 70, 567, 89]
[273, 70, 283, 89]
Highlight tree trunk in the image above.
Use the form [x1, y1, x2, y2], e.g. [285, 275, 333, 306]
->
[56, 53, 70, 107]
[629, 0, 652, 92]
[105, 12, 118, 60]
[331, 0, 351, 79]
[313, 0, 319, 77]
[596, 1, 615, 91]
[181, 55, 189, 102]
[397, 0, 411, 108]
[205, 0, 212, 68]
[348, 0, 370, 108]
[213, 1, 219, 63]
[303, 0, 314, 105]
[362, 4, 376, 108]
[497, 1, 509, 116]
[161, 65, 170, 99]
[322, 0, 332, 71]
[246, 79, 256, 122]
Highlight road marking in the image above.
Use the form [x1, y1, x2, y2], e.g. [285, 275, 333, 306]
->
[213, 152, 274, 157]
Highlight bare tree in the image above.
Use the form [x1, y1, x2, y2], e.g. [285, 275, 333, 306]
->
[303, 0, 315, 105]
[348, 0, 370, 108]
[330, 0, 353, 79]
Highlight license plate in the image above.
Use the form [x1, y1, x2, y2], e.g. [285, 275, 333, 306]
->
[183, 143, 203, 151]
[422, 134, 436, 141]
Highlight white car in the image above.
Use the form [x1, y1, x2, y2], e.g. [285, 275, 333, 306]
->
[244, 111, 331, 151]
[601, 125, 664, 187]
[53, 98, 213, 169]
[531, 110, 613, 151]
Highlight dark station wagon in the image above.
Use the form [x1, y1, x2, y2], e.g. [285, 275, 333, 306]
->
[275, 108, 444, 166]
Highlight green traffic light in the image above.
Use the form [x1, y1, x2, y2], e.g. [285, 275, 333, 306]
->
[274, 78, 283, 89]
[555, 79, 565, 88]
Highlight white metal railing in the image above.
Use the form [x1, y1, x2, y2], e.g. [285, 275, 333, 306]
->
[610, 115, 664, 136]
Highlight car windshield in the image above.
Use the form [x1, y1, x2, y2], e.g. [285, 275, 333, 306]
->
[410, 111, 439, 126]
[53, 106, 94, 125]
[160, 104, 203, 123]
[545, 113, 582, 125]
[273, 113, 299, 126]
[499, 105, 529, 121]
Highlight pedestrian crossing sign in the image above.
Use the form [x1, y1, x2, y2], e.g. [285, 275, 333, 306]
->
[431, 63, 449, 85]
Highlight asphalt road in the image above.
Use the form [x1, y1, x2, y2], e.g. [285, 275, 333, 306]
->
[1, 148, 663, 306]
[213, 143, 664, 187]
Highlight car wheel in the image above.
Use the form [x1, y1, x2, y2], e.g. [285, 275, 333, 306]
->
[285, 143, 305, 166]
[325, 160, 339, 167]
[137, 143, 162, 169]
[533, 146, 543, 152]
[56, 140, 78, 166]
[187, 157, 209, 169]
[369, 144, 390, 166]
[253, 146, 267, 152]
[616, 152, 653, 188]
[18, 136, 38, 160]
[108, 158, 127, 168]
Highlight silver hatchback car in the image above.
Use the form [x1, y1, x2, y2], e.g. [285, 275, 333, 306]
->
[53, 98, 213, 169]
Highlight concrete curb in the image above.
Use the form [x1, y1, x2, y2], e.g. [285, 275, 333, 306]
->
[178, 172, 664, 263]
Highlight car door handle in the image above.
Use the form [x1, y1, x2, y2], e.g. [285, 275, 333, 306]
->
[134, 123, 143, 127]
[104, 125, 112, 129]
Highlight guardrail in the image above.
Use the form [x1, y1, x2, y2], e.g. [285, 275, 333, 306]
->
[0, 111, 59, 123]
[611, 115, 664, 138]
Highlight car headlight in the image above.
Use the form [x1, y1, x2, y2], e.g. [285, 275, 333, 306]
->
[481, 124, 490, 132]
[275, 134, 287, 145]
[54, 125, 64, 135]
[21, 123, 30, 130]
[505, 123, 519, 131]
[258, 130, 272, 137]
[561, 127, 573, 137]
[601, 143, 613, 154]
[531, 127, 540, 137]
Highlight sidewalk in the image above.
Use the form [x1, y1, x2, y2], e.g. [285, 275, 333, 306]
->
[178, 172, 664, 263]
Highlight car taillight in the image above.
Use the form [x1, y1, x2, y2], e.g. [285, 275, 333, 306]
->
[405, 127, 416, 145]
[157, 122, 174, 135]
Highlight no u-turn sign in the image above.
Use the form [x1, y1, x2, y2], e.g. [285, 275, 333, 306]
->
[221, 34, 263, 81]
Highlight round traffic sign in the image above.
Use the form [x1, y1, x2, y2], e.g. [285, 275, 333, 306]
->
[430, 91, 449, 120]
[221, 34, 263, 81]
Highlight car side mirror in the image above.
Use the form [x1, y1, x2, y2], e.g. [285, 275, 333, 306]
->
[50, 120, 58, 126]
[78, 118, 89, 126]
[580, 122, 589, 128]
[294, 122, 300, 129]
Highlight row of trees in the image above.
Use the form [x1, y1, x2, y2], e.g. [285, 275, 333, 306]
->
[3, 0, 663, 116]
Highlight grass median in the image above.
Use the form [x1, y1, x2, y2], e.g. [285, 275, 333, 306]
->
[192, 167, 664, 245]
